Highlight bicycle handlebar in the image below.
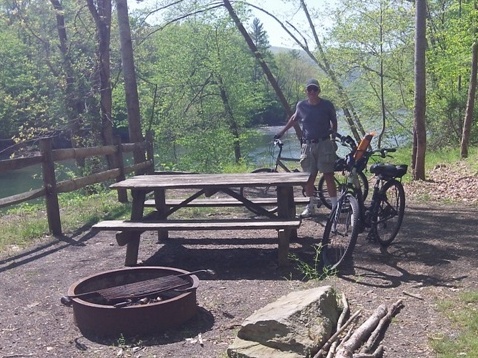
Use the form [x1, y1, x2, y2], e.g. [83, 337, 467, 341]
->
[333, 132, 397, 158]
[373, 147, 396, 158]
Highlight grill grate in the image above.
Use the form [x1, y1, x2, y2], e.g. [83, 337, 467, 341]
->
[95, 275, 191, 301]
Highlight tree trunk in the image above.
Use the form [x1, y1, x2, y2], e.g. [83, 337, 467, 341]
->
[413, 0, 427, 180]
[216, 74, 242, 163]
[116, 0, 145, 166]
[49, 0, 86, 166]
[222, 0, 302, 140]
[461, 42, 478, 158]
[87, 0, 116, 168]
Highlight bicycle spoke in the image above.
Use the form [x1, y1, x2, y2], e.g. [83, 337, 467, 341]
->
[373, 180, 405, 246]
[321, 193, 359, 270]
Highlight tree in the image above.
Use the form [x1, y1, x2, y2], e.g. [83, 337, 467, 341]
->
[1, 0, 100, 154]
[223, 0, 302, 140]
[86, 0, 115, 164]
[327, 0, 415, 147]
[426, 0, 477, 148]
[249, 17, 269, 82]
[135, 12, 268, 171]
[413, 0, 426, 180]
[116, 0, 145, 165]
[461, 41, 478, 158]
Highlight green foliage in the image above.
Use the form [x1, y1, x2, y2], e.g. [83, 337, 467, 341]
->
[426, 0, 478, 148]
[0, 0, 478, 173]
[326, 0, 415, 145]
[289, 244, 337, 281]
[135, 10, 271, 171]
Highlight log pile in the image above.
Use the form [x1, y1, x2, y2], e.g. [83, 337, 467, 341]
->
[314, 294, 403, 358]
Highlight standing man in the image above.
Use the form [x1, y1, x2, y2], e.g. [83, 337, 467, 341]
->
[274, 78, 338, 217]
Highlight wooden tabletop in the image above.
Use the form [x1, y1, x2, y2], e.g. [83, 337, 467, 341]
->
[110, 172, 309, 190]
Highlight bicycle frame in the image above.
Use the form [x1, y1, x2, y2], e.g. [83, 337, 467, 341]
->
[332, 133, 400, 224]
[272, 139, 300, 173]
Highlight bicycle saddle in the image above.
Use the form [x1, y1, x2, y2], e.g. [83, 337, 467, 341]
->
[370, 163, 408, 179]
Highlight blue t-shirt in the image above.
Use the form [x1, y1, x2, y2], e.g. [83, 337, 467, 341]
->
[293, 99, 337, 140]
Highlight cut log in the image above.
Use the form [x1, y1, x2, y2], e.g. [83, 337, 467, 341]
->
[327, 293, 349, 358]
[335, 304, 388, 358]
[313, 309, 361, 358]
[360, 299, 403, 353]
[353, 345, 384, 357]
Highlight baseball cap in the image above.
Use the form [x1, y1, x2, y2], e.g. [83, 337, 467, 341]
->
[306, 79, 320, 89]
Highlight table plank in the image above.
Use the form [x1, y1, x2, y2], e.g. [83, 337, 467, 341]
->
[110, 172, 309, 189]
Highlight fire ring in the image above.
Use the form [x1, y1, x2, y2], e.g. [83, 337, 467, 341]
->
[66, 266, 199, 337]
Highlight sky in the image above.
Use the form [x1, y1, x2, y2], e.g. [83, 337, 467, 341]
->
[128, 0, 312, 49]
[244, 0, 303, 48]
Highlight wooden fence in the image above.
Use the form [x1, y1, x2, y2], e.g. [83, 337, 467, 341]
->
[0, 132, 154, 236]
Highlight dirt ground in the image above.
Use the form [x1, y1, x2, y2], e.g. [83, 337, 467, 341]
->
[1, 166, 478, 357]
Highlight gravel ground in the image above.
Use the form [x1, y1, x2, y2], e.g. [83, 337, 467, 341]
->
[1, 164, 477, 358]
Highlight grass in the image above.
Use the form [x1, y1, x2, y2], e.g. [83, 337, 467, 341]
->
[429, 291, 478, 357]
[0, 188, 130, 253]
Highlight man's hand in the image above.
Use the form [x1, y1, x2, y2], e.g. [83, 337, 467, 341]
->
[273, 133, 282, 140]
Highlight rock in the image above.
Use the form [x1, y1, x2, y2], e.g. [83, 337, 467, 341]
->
[227, 285, 341, 358]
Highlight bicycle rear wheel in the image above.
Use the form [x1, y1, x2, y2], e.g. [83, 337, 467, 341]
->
[371, 179, 405, 246]
[321, 192, 360, 270]
[318, 171, 368, 209]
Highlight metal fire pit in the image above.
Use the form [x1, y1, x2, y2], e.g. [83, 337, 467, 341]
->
[67, 266, 199, 337]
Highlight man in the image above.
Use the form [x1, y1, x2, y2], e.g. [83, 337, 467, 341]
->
[274, 78, 338, 217]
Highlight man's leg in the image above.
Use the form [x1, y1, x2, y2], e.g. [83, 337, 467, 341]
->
[299, 143, 319, 217]
[305, 170, 318, 197]
[300, 170, 318, 217]
[323, 172, 337, 208]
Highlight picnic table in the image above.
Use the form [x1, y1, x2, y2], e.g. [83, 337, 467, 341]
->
[93, 172, 310, 266]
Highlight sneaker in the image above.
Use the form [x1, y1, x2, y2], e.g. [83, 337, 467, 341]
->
[300, 204, 316, 218]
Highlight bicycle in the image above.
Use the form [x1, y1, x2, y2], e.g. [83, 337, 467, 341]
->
[242, 138, 369, 208]
[315, 137, 370, 209]
[320, 133, 408, 270]
[240, 139, 301, 200]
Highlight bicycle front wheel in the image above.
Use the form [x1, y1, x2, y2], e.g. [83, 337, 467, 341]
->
[372, 179, 405, 246]
[240, 168, 277, 199]
[318, 171, 368, 209]
[321, 193, 360, 270]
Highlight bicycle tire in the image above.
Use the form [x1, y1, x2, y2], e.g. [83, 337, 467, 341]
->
[239, 168, 277, 198]
[321, 192, 360, 270]
[371, 179, 405, 246]
[239, 168, 278, 215]
[318, 171, 369, 209]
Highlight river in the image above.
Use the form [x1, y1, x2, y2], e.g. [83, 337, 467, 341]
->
[0, 126, 352, 199]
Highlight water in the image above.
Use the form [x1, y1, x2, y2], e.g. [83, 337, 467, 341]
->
[0, 166, 44, 199]
[250, 126, 302, 168]
[0, 126, 349, 199]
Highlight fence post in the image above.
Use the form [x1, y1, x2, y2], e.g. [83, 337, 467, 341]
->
[114, 135, 128, 203]
[145, 130, 154, 174]
[40, 137, 62, 236]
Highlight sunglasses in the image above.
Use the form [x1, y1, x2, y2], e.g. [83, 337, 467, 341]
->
[307, 86, 319, 93]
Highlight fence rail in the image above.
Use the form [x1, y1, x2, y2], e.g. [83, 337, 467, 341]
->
[0, 132, 154, 236]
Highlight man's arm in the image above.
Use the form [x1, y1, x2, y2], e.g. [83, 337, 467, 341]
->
[275, 104, 302, 140]
[276, 113, 298, 138]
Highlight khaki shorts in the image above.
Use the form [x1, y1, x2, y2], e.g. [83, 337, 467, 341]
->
[300, 139, 338, 174]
